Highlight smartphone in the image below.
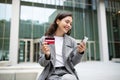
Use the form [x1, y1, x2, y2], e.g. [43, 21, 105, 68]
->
[45, 37, 55, 45]
[77, 36, 88, 45]
[82, 36, 88, 43]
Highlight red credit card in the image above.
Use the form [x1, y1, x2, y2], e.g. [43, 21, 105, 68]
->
[45, 37, 55, 45]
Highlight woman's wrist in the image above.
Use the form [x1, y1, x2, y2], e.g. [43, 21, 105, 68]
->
[45, 52, 51, 60]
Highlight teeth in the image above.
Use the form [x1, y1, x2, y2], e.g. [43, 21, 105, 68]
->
[65, 27, 69, 30]
[65, 28, 68, 30]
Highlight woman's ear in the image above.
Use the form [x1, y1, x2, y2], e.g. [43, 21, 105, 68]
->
[56, 19, 60, 24]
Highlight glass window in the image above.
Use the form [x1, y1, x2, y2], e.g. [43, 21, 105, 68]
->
[0, 1, 11, 61]
[19, 3, 57, 63]
[21, 0, 65, 6]
[105, 0, 120, 60]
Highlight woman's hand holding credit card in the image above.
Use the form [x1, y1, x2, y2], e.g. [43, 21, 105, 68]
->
[41, 37, 55, 59]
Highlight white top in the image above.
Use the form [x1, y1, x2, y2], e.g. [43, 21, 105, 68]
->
[54, 36, 64, 67]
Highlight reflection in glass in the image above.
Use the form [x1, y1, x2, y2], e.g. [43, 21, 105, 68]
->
[21, 0, 65, 6]
[0, 3, 11, 61]
[106, 0, 120, 60]
[18, 41, 25, 62]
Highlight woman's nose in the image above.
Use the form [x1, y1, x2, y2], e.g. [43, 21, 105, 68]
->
[68, 23, 72, 29]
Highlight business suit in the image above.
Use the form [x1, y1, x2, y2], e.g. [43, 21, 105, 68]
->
[38, 34, 84, 80]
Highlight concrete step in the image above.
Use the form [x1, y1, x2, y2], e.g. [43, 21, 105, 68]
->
[0, 63, 43, 80]
[0, 61, 120, 80]
[0, 72, 38, 80]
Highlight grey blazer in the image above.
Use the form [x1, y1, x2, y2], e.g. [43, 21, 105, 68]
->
[38, 34, 84, 80]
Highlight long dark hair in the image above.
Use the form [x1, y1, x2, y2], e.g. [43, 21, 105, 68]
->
[45, 12, 72, 36]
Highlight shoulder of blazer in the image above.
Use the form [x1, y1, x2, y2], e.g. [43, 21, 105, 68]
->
[64, 34, 77, 47]
[64, 35, 76, 43]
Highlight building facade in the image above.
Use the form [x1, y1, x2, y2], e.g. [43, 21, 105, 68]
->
[0, 0, 120, 65]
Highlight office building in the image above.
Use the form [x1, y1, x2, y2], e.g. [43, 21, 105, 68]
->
[0, 0, 120, 65]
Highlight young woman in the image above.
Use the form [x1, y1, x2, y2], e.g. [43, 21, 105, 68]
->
[38, 12, 86, 80]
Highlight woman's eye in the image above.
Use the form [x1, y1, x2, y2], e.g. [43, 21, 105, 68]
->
[65, 20, 69, 23]
[65, 20, 72, 25]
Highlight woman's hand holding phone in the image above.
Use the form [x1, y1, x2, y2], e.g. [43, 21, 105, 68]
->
[77, 36, 88, 53]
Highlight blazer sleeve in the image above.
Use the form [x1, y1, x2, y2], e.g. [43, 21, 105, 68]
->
[38, 36, 51, 67]
[69, 38, 84, 66]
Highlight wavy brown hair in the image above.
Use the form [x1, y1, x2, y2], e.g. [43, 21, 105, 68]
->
[45, 12, 72, 36]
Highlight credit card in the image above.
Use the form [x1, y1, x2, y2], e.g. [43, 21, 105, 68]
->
[45, 37, 55, 45]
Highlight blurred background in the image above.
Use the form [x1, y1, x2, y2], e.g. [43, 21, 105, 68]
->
[0, 0, 120, 80]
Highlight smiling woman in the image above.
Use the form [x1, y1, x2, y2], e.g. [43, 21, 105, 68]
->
[45, 12, 73, 36]
[38, 12, 87, 80]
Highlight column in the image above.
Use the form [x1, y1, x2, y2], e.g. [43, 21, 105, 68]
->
[9, 0, 20, 65]
[30, 39, 34, 62]
[97, 0, 109, 61]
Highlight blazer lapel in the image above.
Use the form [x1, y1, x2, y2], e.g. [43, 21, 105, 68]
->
[49, 44, 56, 66]
[62, 35, 73, 61]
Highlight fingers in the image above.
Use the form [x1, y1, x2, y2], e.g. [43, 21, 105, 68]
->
[41, 42, 50, 55]
[77, 42, 86, 53]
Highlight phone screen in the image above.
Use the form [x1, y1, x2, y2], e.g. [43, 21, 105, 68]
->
[45, 37, 55, 45]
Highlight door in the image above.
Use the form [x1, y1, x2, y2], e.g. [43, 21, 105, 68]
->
[18, 39, 31, 63]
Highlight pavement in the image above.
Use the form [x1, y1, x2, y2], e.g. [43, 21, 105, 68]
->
[75, 61, 120, 80]
[0, 61, 120, 80]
